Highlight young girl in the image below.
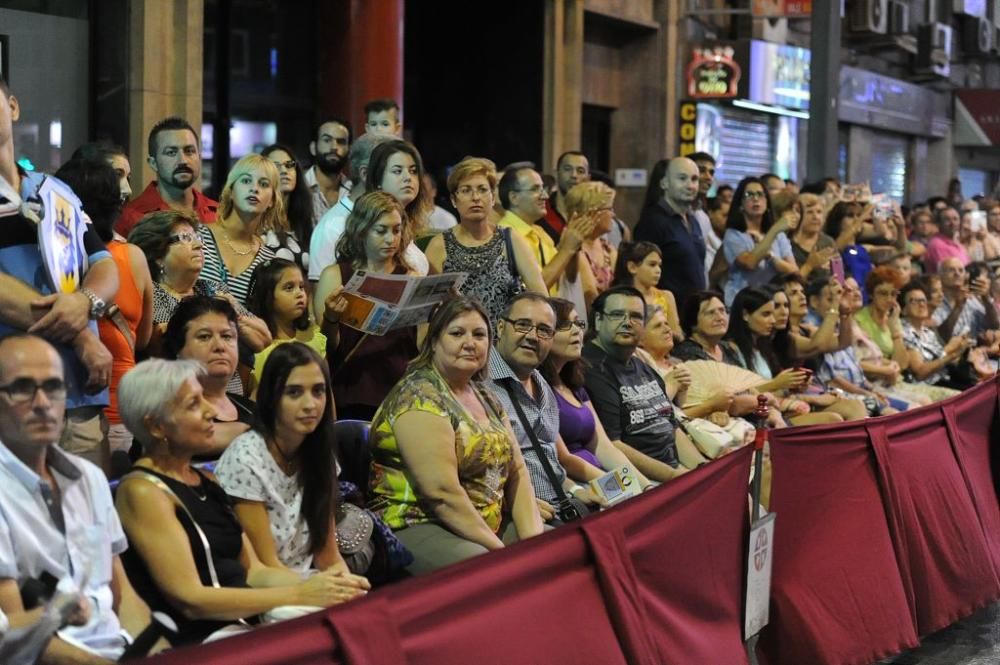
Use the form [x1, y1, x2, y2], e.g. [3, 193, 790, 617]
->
[612, 241, 683, 342]
[248, 258, 327, 396]
[313, 191, 419, 420]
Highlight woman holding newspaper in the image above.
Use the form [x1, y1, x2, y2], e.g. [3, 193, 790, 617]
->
[313, 191, 419, 420]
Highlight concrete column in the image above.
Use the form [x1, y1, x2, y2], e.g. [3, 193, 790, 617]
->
[320, 0, 404, 137]
[806, 0, 840, 181]
[543, 0, 584, 172]
[127, 0, 204, 187]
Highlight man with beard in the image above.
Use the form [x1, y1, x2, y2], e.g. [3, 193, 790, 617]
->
[116, 117, 217, 237]
[633, 157, 706, 299]
[689, 151, 721, 282]
[305, 119, 352, 221]
[539, 151, 590, 244]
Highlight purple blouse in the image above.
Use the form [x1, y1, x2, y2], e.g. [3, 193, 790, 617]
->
[554, 387, 603, 470]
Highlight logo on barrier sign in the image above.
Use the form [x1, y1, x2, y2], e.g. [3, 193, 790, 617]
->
[753, 528, 769, 571]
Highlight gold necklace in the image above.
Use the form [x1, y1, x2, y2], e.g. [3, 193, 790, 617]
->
[219, 225, 256, 256]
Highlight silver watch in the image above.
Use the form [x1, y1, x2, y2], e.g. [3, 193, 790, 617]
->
[79, 287, 108, 319]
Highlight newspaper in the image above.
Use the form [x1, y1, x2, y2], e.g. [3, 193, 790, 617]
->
[338, 271, 468, 335]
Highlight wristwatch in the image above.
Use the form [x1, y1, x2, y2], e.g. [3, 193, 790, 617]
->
[79, 287, 109, 320]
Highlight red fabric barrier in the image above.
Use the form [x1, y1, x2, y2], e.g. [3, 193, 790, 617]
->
[146, 448, 754, 665]
[760, 378, 1000, 665]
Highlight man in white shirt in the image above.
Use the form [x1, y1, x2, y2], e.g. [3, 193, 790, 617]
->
[0, 335, 151, 663]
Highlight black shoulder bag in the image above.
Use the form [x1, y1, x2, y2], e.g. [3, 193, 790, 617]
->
[501, 382, 589, 523]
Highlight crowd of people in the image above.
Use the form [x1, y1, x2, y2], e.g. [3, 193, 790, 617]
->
[1, 75, 998, 662]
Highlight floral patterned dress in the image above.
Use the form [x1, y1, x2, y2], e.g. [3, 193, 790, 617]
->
[368, 365, 514, 532]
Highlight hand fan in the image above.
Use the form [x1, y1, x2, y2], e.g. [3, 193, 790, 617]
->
[681, 359, 765, 407]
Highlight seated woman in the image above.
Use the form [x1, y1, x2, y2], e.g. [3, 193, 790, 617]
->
[898, 281, 970, 398]
[163, 296, 256, 457]
[611, 242, 682, 342]
[368, 297, 544, 575]
[725, 287, 843, 425]
[128, 208, 272, 387]
[247, 258, 327, 397]
[314, 191, 419, 420]
[116, 358, 369, 646]
[216, 343, 357, 576]
[538, 298, 654, 487]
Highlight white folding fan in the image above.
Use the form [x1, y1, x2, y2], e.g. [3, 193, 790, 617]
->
[680, 359, 765, 407]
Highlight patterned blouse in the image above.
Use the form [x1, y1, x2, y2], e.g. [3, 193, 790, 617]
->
[443, 227, 521, 325]
[901, 320, 950, 385]
[198, 225, 276, 307]
[368, 366, 514, 532]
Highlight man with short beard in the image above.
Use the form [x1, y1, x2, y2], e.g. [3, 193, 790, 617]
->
[539, 151, 590, 244]
[304, 119, 352, 221]
[116, 116, 217, 237]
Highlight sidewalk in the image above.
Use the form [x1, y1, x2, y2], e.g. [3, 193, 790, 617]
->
[877, 601, 1000, 665]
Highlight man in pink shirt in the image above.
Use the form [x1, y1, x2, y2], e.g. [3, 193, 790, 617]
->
[923, 206, 969, 274]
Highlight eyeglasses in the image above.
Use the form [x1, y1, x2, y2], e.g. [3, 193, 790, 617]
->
[168, 231, 199, 245]
[456, 185, 492, 199]
[601, 310, 645, 325]
[512, 185, 547, 195]
[556, 319, 587, 332]
[502, 318, 556, 339]
[940, 266, 966, 275]
[906, 298, 928, 305]
[743, 191, 766, 200]
[271, 159, 296, 171]
[0, 378, 67, 404]
[874, 288, 899, 298]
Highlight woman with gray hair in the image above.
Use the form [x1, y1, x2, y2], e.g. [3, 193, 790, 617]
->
[115, 358, 369, 646]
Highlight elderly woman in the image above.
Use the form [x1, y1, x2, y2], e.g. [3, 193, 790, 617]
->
[567, 181, 617, 296]
[368, 297, 544, 575]
[199, 154, 281, 306]
[722, 177, 798, 306]
[788, 193, 838, 281]
[854, 266, 910, 383]
[898, 281, 967, 398]
[162, 296, 256, 457]
[116, 358, 369, 646]
[261, 143, 314, 272]
[313, 191, 419, 420]
[425, 157, 546, 324]
[128, 209, 271, 360]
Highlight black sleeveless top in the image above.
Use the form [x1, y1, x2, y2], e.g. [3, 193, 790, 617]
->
[121, 466, 250, 645]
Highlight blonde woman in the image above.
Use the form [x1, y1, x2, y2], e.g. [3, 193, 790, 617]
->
[198, 154, 284, 306]
[566, 181, 618, 298]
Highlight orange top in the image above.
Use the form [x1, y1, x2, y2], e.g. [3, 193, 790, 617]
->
[98, 239, 144, 424]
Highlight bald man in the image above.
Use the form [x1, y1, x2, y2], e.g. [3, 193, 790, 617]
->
[634, 157, 707, 298]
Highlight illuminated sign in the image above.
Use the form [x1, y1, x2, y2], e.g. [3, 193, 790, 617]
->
[678, 101, 698, 157]
[687, 46, 741, 99]
[748, 41, 811, 110]
[752, 0, 813, 18]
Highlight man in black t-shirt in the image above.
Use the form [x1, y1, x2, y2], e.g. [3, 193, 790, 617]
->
[583, 286, 701, 481]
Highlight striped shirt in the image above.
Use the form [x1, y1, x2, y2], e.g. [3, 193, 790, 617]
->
[198, 225, 276, 307]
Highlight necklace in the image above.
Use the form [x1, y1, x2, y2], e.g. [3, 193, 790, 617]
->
[219, 225, 256, 256]
[269, 438, 298, 474]
[160, 279, 193, 300]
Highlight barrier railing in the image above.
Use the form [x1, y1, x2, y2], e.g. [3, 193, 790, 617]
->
[144, 379, 1000, 665]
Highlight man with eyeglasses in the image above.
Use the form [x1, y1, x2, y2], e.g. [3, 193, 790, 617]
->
[305, 118, 352, 222]
[538, 151, 590, 244]
[933, 257, 999, 342]
[634, 157, 707, 301]
[0, 77, 117, 471]
[583, 287, 701, 482]
[497, 167, 592, 297]
[117, 116, 217, 238]
[0, 335, 152, 663]
[487, 293, 606, 523]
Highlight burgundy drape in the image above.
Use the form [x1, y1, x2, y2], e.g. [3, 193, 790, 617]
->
[147, 448, 754, 665]
[759, 378, 1000, 665]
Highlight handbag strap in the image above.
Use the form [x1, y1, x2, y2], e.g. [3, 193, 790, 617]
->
[121, 469, 222, 588]
[105, 304, 135, 352]
[500, 227, 521, 280]
[501, 381, 570, 506]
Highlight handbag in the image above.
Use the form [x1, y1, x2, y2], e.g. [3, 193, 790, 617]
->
[502, 383, 590, 523]
[335, 502, 376, 576]
[501, 227, 526, 299]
